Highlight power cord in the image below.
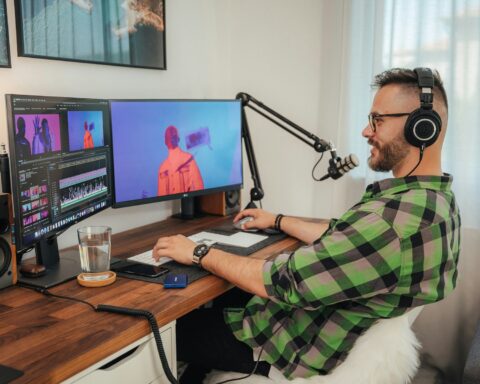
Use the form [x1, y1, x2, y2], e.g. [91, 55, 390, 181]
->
[214, 318, 287, 384]
[17, 284, 178, 384]
[96, 304, 178, 384]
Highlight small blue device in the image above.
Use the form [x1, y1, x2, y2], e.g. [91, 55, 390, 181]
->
[164, 273, 188, 288]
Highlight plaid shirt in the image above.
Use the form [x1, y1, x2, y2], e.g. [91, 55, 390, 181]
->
[225, 175, 461, 379]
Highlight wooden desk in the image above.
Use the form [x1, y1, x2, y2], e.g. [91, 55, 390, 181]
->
[0, 215, 314, 384]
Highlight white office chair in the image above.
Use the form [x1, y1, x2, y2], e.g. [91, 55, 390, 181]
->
[204, 306, 423, 384]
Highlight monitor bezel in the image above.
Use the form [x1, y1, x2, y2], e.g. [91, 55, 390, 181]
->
[109, 98, 243, 209]
[6, 94, 113, 254]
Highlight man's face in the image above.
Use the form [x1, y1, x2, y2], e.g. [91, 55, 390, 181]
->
[17, 121, 25, 136]
[362, 84, 417, 173]
[165, 126, 179, 149]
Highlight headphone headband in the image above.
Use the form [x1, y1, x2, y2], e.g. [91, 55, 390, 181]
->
[414, 67, 434, 109]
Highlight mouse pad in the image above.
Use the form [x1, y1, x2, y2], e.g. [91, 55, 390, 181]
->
[206, 225, 287, 256]
[0, 364, 23, 384]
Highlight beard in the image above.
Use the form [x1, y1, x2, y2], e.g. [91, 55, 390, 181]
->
[368, 135, 410, 172]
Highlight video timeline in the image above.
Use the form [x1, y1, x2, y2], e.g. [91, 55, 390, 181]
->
[59, 168, 108, 212]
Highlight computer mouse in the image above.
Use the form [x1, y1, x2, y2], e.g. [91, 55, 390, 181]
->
[233, 216, 258, 232]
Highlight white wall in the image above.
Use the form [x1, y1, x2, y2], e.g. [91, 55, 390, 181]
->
[214, 0, 333, 218]
[1, 0, 338, 249]
[0, 0, 225, 249]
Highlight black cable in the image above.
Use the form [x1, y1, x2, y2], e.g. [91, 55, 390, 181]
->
[18, 284, 178, 384]
[311, 153, 325, 181]
[406, 144, 425, 177]
[96, 305, 178, 384]
[17, 283, 97, 311]
[214, 319, 287, 384]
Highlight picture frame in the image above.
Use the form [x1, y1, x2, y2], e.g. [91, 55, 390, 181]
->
[0, 0, 11, 68]
[14, 0, 166, 70]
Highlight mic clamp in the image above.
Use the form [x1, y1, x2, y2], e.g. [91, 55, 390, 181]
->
[320, 149, 359, 181]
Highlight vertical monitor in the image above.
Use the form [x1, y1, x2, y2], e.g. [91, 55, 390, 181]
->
[6, 94, 112, 262]
[110, 100, 242, 207]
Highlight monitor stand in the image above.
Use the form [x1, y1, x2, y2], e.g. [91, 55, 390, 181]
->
[172, 197, 205, 220]
[17, 238, 122, 289]
[18, 248, 82, 289]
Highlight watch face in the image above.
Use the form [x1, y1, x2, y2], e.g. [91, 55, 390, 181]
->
[194, 244, 208, 257]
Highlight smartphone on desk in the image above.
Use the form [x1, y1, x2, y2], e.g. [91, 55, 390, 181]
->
[115, 262, 169, 278]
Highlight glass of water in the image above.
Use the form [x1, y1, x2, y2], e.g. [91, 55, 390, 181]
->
[77, 226, 112, 276]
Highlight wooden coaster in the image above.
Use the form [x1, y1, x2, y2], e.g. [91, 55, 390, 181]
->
[77, 271, 116, 287]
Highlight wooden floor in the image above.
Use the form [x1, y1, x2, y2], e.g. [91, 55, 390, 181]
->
[0, 215, 307, 384]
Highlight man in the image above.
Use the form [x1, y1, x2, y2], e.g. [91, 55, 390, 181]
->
[83, 121, 94, 149]
[153, 68, 461, 382]
[41, 118, 54, 152]
[157, 125, 204, 196]
[32, 115, 45, 155]
[15, 117, 31, 159]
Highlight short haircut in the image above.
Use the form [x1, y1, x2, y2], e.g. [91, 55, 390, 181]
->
[17, 117, 26, 131]
[372, 68, 448, 111]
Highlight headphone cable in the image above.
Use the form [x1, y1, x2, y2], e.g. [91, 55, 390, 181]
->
[406, 144, 425, 177]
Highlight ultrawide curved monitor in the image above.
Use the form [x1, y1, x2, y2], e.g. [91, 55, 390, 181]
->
[110, 99, 243, 208]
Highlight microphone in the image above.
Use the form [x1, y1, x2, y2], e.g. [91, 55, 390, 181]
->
[320, 150, 359, 181]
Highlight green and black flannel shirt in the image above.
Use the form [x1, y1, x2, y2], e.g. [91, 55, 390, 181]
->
[225, 175, 461, 379]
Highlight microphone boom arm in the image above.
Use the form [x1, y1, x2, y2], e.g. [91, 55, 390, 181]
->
[237, 92, 332, 208]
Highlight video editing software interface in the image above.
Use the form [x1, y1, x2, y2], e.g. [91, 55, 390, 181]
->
[7, 95, 112, 252]
[110, 100, 243, 207]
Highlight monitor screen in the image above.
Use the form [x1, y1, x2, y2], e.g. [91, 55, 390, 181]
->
[6, 95, 112, 253]
[110, 100, 242, 208]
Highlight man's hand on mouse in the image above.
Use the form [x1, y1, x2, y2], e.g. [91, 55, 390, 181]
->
[233, 209, 276, 231]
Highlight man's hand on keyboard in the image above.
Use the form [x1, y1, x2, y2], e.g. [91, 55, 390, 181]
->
[153, 234, 197, 266]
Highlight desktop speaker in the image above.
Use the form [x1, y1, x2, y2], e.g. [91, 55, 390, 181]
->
[0, 193, 17, 289]
[198, 189, 241, 216]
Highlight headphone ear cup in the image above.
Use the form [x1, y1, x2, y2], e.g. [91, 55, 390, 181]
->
[404, 109, 442, 148]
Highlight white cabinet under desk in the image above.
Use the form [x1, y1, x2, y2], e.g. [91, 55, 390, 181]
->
[65, 321, 176, 384]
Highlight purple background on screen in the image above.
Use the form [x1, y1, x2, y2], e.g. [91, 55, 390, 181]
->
[14, 114, 62, 154]
[110, 101, 242, 203]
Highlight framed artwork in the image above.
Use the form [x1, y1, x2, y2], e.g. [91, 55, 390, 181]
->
[15, 0, 166, 70]
[0, 0, 11, 67]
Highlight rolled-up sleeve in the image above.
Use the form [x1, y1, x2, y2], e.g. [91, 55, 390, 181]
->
[263, 210, 402, 309]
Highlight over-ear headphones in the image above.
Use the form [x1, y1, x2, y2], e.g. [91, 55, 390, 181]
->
[404, 67, 442, 148]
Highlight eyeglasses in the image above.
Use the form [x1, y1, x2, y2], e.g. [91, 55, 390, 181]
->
[367, 112, 411, 132]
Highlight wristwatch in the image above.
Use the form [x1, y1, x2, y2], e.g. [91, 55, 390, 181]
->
[192, 243, 211, 267]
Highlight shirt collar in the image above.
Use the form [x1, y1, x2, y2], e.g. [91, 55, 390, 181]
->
[364, 174, 453, 199]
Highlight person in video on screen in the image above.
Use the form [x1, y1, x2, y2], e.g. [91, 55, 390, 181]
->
[32, 116, 46, 155]
[83, 121, 94, 149]
[157, 125, 204, 196]
[15, 117, 31, 159]
[152, 68, 461, 383]
[41, 118, 54, 152]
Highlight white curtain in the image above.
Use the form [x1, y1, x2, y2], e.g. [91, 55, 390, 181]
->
[327, 1, 480, 382]
[337, 0, 480, 227]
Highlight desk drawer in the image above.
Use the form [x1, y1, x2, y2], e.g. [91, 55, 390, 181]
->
[68, 322, 176, 384]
